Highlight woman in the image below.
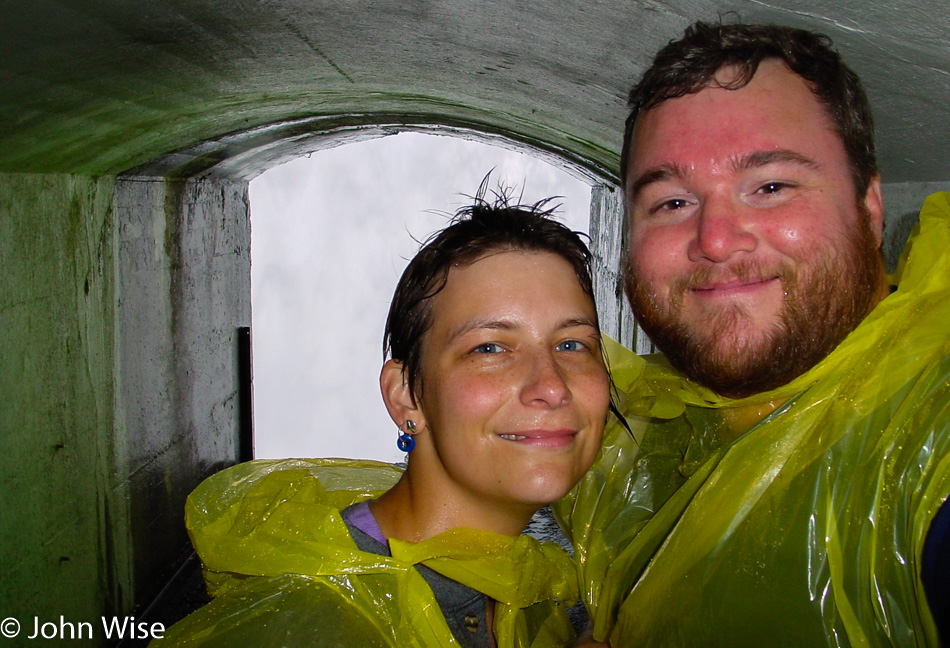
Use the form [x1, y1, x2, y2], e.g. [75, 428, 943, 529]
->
[155, 192, 612, 647]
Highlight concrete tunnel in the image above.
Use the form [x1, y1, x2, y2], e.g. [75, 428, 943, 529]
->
[1, 1, 948, 644]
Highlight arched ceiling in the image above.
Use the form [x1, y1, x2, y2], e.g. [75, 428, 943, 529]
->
[1, 0, 947, 182]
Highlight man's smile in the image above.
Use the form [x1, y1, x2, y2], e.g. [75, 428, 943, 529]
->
[690, 276, 781, 298]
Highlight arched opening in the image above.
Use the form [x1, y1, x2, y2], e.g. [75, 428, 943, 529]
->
[249, 131, 595, 462]
[102, 120, 637, 635]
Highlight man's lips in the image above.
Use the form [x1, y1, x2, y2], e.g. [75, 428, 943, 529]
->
[691, 276, 780, 296]
[497, 429, 577, 448]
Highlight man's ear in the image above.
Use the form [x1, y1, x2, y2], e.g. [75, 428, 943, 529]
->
[863, 175, 885, 247]
[379, 359, 424, 430]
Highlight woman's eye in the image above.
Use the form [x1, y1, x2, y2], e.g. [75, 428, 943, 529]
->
[556, 340, 585, 352]
[473, 343, 504, 354]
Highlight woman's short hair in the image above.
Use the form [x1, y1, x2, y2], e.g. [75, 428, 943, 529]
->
[384, 188, 597, 403]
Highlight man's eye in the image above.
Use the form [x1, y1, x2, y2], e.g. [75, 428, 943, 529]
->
[473, 343, 504, 354]
[756, 182, 789, 194]
[556, 340, 585, 352]
[657, 198, 690, 212]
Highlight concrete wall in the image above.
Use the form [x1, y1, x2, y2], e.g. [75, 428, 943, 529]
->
[114, 176, 251, 614]
[1, 173, 128, 626]
[0, 172, 250, 642]
[590, 183, 642, 352]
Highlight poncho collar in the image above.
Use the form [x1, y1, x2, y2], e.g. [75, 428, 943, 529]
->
[187, 459, 579, 606]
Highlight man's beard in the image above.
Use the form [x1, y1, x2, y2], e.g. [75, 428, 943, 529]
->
[624, 212, 886, 398]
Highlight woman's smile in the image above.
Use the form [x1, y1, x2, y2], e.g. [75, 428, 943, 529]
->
[497, 429, 578, 448]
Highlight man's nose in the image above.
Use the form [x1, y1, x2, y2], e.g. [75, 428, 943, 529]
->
[687, 195, 757, 263]
[520, 351, 572, 408]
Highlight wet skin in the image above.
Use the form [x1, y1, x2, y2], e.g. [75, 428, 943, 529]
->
[376, 250, 610, 540]
[625, 60, 886, 390]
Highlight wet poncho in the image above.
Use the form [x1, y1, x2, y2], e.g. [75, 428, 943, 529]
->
[555, 192, 950, 647]
[154, 458, 580, 647]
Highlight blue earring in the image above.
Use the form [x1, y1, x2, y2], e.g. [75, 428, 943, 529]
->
[397, 420, 417, 453]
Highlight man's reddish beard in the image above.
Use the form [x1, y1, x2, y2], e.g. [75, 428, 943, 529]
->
[624, 210, 886, 398]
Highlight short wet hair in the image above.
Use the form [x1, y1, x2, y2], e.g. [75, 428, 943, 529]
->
[384, 187, 597, 402]
[620, 21, 877, 198]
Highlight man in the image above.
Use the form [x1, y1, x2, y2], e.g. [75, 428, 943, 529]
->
[557, 22, 949, 647]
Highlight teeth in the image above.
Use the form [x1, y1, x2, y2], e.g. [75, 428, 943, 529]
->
[500, 434, 526, 441]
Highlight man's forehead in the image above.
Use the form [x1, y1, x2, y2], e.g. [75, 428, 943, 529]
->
[627, 62, 834, 177]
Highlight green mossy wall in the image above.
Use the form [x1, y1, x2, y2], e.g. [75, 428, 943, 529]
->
[1, 172, 250, 645]
[0, 173, 133, 626]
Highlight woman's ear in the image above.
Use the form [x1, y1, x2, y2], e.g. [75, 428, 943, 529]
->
[379, 359, 423, 429]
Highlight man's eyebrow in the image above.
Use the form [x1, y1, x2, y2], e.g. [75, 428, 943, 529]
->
[732, 149, 819, 172]
[629, 150, 819, 198]
[629, 162, 690, 198]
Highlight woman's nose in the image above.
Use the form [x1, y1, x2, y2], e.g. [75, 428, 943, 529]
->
[520, 351, 572, 408]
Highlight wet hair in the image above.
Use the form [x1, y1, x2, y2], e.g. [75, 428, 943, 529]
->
[384, 186, 598, 403]
[620, 21, 877, 198]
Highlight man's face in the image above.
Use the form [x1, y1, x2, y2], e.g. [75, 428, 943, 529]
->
[624, 60, 887, 397]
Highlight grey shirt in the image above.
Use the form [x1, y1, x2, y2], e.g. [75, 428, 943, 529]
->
[341, 503, 492, 648]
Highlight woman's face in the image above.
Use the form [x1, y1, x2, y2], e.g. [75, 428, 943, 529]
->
[410, 250, 609, 515]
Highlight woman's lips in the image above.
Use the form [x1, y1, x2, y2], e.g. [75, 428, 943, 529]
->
[498, 429, 577, 448]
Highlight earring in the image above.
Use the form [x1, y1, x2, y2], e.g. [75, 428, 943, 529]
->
[397, 420, 417, 453]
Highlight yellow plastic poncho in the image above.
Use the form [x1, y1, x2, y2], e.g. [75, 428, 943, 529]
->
[555, 192, 950, 647]
[154, 458, 580, 648]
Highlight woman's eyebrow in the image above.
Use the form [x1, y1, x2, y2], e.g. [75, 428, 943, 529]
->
[447, 316, 598, 342]
[447, 319, 518, 343]
[558, 317, 599, 331]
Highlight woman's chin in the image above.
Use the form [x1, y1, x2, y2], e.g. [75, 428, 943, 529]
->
[515, 473, 577, 510]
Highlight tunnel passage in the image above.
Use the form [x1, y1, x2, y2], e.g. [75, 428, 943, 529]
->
[2, 118, 939, 647]
[3, 3, 948, 644]
[118, 120, 638, 633]
[98, 120, 945, 635]
[0, 116, 640, 646]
